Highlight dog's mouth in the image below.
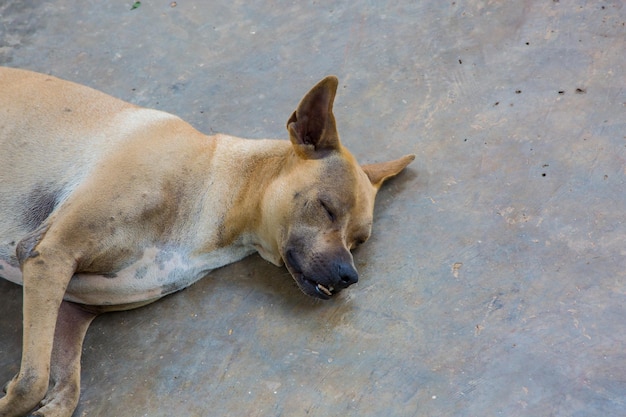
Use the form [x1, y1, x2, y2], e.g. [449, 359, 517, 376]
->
[294, 274, 337, 300]
[283, 250, 336, 300]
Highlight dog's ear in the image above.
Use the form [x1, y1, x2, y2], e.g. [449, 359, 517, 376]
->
[362, 154, 416, 189]
[287, 76, 341, 159]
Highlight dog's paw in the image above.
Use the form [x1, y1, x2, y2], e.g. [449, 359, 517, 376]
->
[0, 374, 49, 417]
[21, 385, 79, 417]
[24, 406, 72, 417]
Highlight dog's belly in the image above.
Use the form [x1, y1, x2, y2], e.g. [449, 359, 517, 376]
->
[0, 245, 255, 307]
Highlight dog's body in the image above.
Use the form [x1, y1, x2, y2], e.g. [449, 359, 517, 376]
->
[0, 67, 413, 417]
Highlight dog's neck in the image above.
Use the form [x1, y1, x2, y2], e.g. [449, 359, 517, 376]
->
[191, 134, 294, 265]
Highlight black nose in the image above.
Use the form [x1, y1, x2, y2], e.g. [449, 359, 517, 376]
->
[335, 261, 358, 287]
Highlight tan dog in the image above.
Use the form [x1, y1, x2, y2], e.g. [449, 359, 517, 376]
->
[0, 67, 414, 417]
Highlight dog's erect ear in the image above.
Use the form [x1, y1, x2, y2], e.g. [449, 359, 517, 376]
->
[287, 76, 340, 159]
[362, 154, 416, 190]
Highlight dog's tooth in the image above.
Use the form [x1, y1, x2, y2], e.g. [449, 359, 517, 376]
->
[317, 284, 332, 296]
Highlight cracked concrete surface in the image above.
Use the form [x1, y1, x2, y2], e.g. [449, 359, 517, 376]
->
[1, 1, 625, 416]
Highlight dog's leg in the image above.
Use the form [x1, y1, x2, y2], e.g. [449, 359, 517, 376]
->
[0, 237, 76, 417]
[29, 301, 97, 417]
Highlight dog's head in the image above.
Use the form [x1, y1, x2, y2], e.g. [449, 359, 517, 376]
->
[258, 76, 414, 299]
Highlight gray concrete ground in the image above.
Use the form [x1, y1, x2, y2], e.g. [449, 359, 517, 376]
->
[1, 1, 625, 416]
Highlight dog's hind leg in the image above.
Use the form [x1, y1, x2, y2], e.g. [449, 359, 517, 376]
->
[30, 301, 97, 417]
[0, 230, 78, 417]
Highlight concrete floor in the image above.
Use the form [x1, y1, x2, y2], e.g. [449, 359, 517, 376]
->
[1, 1, 625, 416]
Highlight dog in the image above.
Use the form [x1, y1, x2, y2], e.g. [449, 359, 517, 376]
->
[0, 66, 414, 417]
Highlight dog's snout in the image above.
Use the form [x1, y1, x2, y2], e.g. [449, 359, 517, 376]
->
[335, 261, 358, 287]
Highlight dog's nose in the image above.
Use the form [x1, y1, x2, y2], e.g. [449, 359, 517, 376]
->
[335, 261, 358, 287]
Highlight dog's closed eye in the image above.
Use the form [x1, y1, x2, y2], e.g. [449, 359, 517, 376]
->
[319, 199, 336, 222]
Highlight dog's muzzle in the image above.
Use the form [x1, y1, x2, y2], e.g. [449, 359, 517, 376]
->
[284, 249, 358, 300]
